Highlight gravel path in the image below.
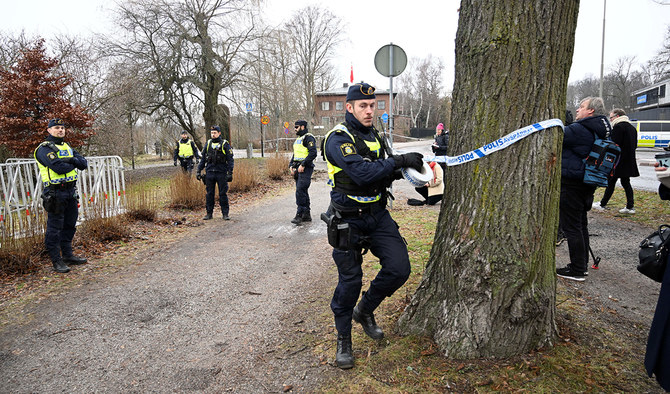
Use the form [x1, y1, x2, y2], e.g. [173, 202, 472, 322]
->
[0, 175, 336, 393]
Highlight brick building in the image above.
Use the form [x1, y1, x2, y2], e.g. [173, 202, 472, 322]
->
[313, 83, 409, 134]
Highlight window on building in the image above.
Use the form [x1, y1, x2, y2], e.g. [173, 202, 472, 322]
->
[335, 101, 344, 111]
[377, 100, 386, 110]
[321, 117, 330, 126]
[321, 101, 330, 111]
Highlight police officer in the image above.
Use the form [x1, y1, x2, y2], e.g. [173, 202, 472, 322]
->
[34, 118, 88, 273]
[289, 120, 317, 224]
[322, 82, 423, 369]
[173, 130, 200, 174]
[197, 125, 234, 220]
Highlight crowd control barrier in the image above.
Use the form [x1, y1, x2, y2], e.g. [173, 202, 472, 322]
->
[0, 156, 126, 237]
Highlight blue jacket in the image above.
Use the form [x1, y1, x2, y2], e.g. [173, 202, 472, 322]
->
[561, 115, 611, 181]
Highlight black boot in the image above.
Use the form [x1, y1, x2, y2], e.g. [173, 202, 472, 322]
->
[301, 211, 312, 222]
[203, 213, 213, 220]
[52, 260, 70, 273]
[290, 213, 302, 224]
[63, 255, 87, 265]
[353, 304, 384, 340]
[335, 333, 354, 369]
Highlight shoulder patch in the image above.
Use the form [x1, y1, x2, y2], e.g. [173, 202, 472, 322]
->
[340, 143, 356, 157]
[307, 141, 314, 147]
[47, 152, 57, 161]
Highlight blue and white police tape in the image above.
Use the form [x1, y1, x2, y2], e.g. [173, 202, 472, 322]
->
[423, 118, 564, 166]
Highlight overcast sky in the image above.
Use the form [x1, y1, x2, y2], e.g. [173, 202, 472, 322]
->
[4, 0, 670, 93]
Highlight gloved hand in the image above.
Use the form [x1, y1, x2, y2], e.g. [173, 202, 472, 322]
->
[60, 157, 74, 164]
[196, 173, 202, 181]
[173, 160, 177, 166]
[226, 173, 233, 182]
[393, 153, 424, 171]
[72, 157, 87, 170]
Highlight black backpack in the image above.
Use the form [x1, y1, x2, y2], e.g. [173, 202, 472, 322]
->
[583, 132, 621, 187]
[638, 224, 670, 282]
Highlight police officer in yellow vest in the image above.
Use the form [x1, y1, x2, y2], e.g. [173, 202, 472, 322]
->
[322, 83, 423, 368]
[34, 118, 88, 273]
[289, 120, 317, 224]
[197, 125, 234, 220]
[173, 130, 200, 174]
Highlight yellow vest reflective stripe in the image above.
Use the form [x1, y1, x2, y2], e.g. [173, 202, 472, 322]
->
[323, 124, 382, 203]
[178, 140, 195, 158]
[293, 133, 313, 160]
[33, 142, 78, 187]
[207, 139, 228, 152]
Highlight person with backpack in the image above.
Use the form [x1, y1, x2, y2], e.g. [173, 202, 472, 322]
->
[197, 125, 234, 220]
[557, 96, 611, 281]
[592, 108, 640, 214]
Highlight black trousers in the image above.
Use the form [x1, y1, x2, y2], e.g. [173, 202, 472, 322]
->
[294, 166, 313, 214]
[414, 186, 442, 205]
[179, 157, 195, 174]
[559, 181, 596, 273]
[330, 209, 410, 336]
[599, 176, 634, 209]
[45, 187, 79, 262]
[205, 172, 229, 216]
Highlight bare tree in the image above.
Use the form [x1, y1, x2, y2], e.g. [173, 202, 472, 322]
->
[111, 0, 258, 147]
[285, 6, 343, 120]
[644, 25, 670, 83]
[398, 0, 578, 358]
[397, 55, 446, 128]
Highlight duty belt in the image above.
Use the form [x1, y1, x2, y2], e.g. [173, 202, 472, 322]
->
[48, 181, 76, 190]
[329, 200, 385, 218]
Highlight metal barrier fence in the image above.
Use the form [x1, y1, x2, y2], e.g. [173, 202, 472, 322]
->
[1, 156, 126, 237]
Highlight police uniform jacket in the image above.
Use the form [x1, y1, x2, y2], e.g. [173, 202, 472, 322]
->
[197, 137, 234, 174]
[290, 130, 317, 168]
[35, 135, 88, 187]
[561, 115, 610, 183]
[324, 111, 397, 208]
[173, 138, 200, 161]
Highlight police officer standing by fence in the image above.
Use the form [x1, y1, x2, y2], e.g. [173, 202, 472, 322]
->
[173, 130, 200, 174]
[34, 118, 88, 273]
[321, 82, 423, 369]
[197, 125, 234, 220]
[289, 120, 317, 224]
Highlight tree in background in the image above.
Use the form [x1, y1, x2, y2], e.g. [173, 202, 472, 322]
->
[0, 39, 93, 158]
[285, 6, 342, 121]
[396, 55, 447, 129]
[398, 0, 578, 358]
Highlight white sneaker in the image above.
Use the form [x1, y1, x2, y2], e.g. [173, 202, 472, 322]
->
[619, 207, 635, 214]
[592, 201, 605, 211]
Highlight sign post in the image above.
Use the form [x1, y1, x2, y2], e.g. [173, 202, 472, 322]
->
[375, 43, 407, 209]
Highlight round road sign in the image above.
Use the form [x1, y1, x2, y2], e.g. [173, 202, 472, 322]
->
[284, 121, 290, 129]
[261, 115, 270, 125]
[374, 44, 407, 77]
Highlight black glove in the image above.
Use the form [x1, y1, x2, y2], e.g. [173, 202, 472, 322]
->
[393, 153, 424, 171]
[196, 173, 202, 181]
[227, 173, 233, 182]
[72, 157, 87, 170]
[60, 157, 74, 164]
[173, 160, 177, 166]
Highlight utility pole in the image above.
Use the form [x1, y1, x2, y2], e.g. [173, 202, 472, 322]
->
[599, 0, 606, 99]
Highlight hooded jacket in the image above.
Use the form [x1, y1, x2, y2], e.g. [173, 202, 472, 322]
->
[561, 115, 611, 181]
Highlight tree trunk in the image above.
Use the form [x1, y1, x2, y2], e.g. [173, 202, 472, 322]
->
[397, 0, 579, 358]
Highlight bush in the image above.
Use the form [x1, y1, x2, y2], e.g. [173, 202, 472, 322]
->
[267, 154, 290, 180]
[77, 215, 132, 243]
[229, 159, 258, 192]
[0, 234, 44, 274]
[168, 172, 205, 210]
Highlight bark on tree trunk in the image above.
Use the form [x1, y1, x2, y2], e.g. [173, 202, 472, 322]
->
[397, 0, 579, 358]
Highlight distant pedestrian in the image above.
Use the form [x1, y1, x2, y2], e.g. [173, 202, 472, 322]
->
[407, 161, 443, 206]
[197, 126, 234, 220]
[289, 120, 317, 224]
[34, 118, 89, 273]
[592, 108, 640, 214]
[173, 130, 200, 174]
